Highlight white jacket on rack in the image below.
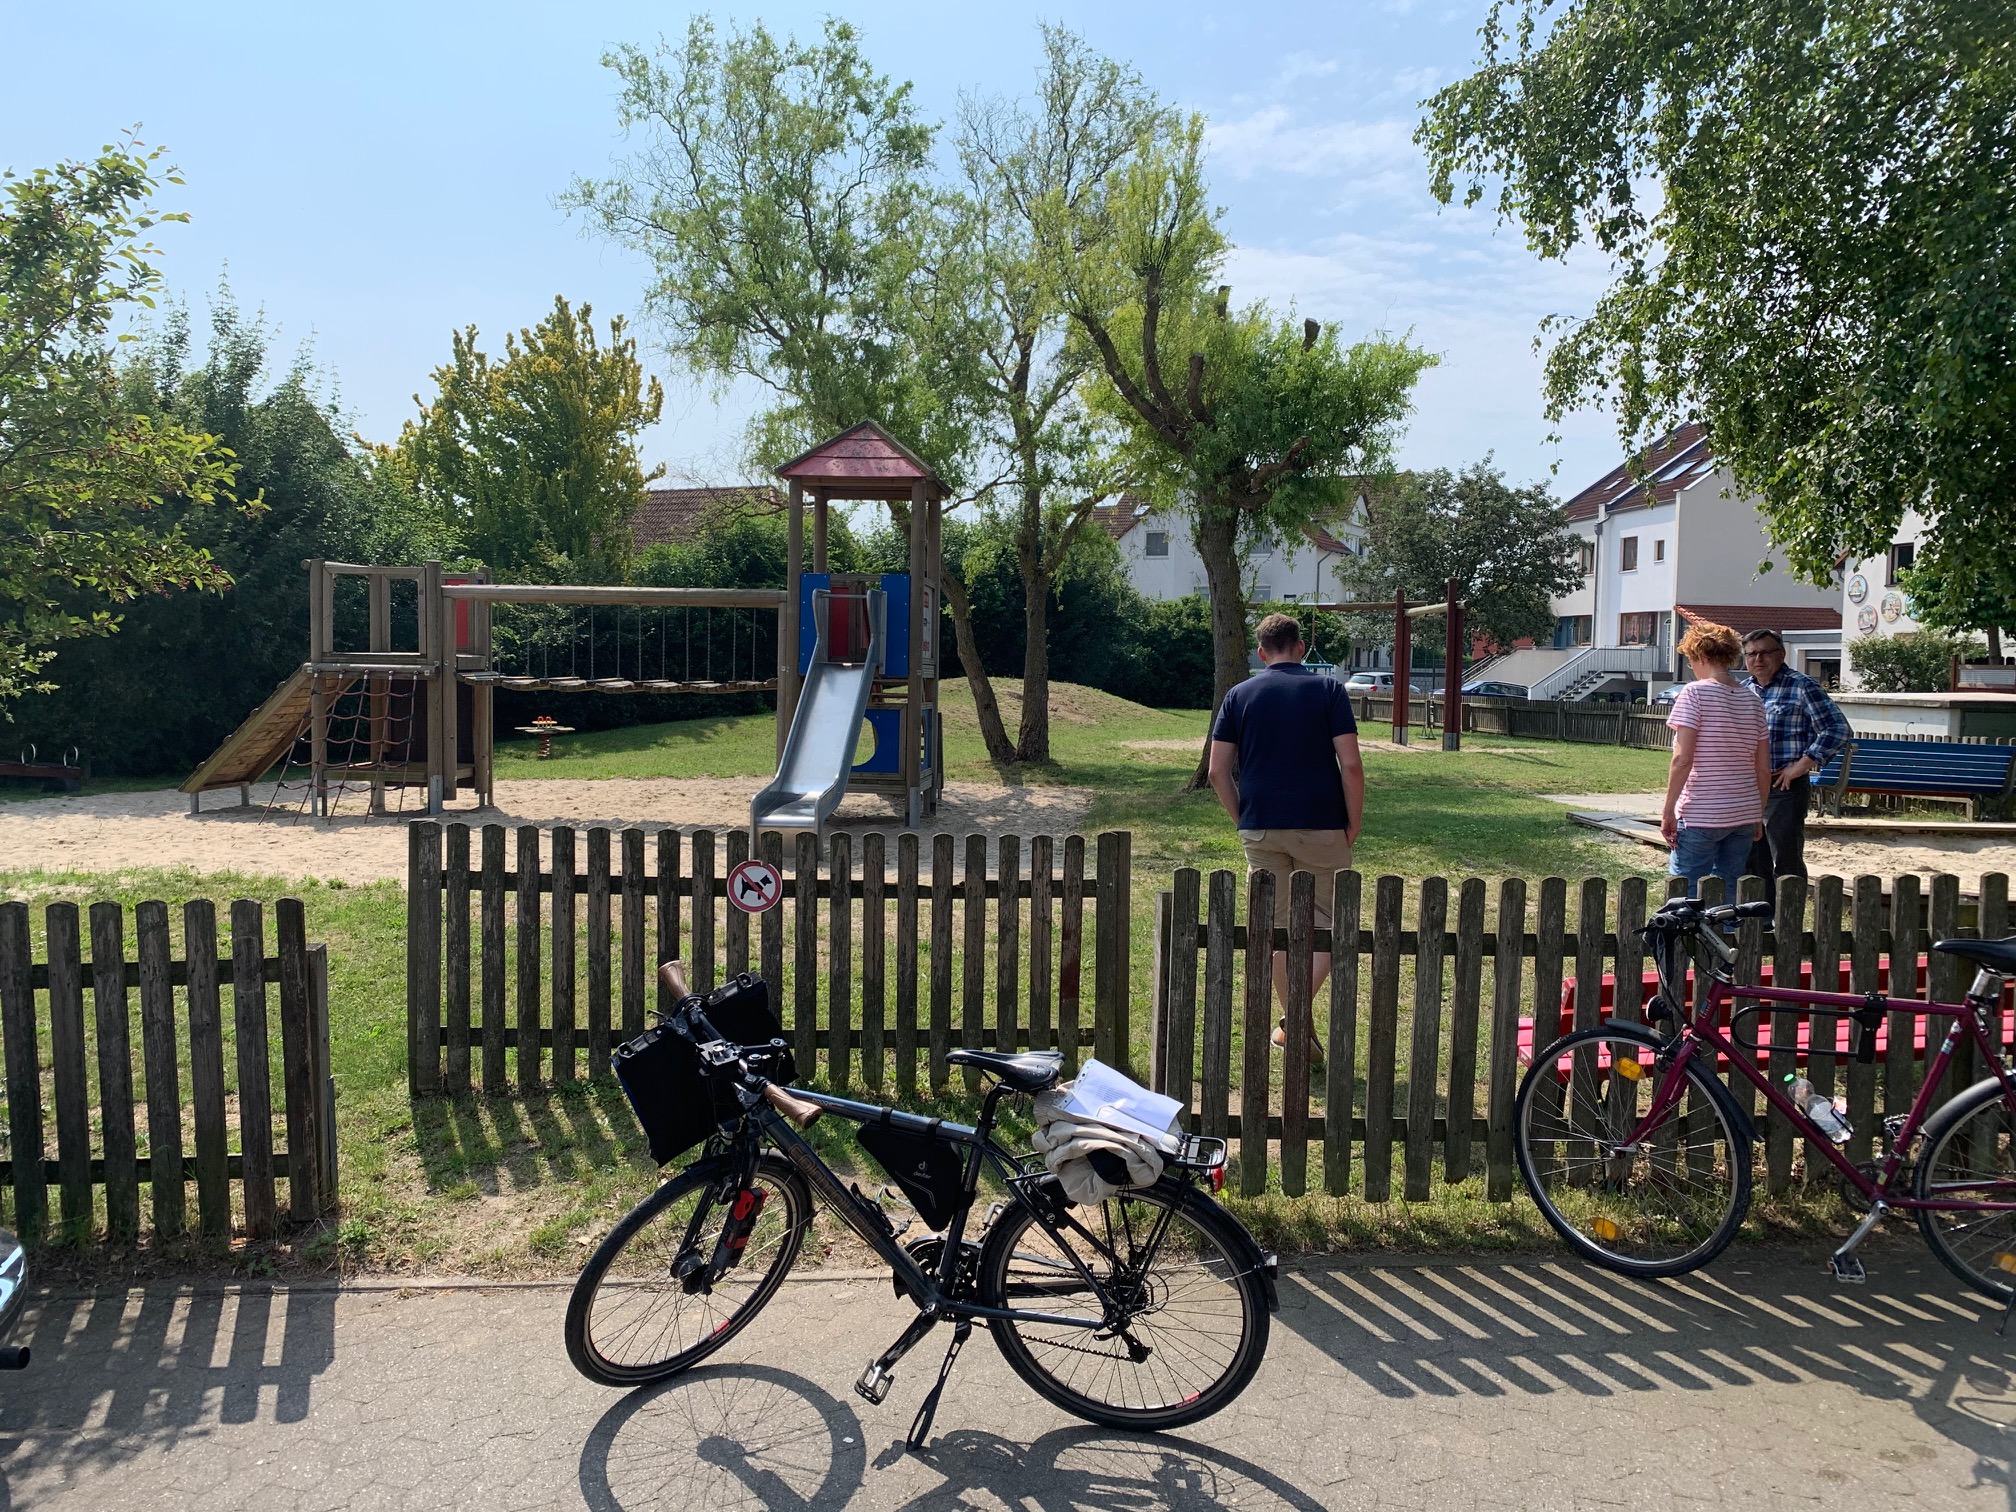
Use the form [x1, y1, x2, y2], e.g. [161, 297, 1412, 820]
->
[1030, 1086, 1171, 1205]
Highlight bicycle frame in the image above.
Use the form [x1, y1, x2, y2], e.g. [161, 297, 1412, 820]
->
[1625, 950, 2016, 1213]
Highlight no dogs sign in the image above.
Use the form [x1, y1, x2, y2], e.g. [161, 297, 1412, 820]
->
[727, 858, 783, 914]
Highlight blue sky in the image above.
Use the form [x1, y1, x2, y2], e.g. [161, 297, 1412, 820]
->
[3, 0, 1620, 495]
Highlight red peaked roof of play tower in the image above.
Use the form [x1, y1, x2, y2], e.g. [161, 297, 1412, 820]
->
[774, 421, 948, 500]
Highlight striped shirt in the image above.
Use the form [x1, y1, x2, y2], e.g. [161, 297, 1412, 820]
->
[1667, 679, 1768, 828]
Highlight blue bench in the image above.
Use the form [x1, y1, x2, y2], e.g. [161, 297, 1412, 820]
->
[1811, 738, 2016, 820]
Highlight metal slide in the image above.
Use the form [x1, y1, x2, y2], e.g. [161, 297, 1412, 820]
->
[750, 588, 885, 839]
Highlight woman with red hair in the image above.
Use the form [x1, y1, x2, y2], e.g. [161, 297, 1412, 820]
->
[1660, 620, 1770, 897]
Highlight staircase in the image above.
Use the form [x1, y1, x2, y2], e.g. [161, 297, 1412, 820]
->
[1527, 643, 1669, 702]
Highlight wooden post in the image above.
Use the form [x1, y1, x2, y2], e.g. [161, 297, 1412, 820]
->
[905, 479, 928, 818]
[1527, 878, 1569, 1184]
[90, 902, 141, 1241]
[1200, 870, 1236, 1139]
[812, 489, 829, 573]
[656, 828, 681, 1015]
[184, 901, 230, 1238]
[895, 833, 920, 1098]
[1886, 873, 1922, 1122]
[828, 830, 854, 1093]
[1808, 875, 1845, 1171]
[480, 824, 507, 1093]
[232, 900, 277, 1242]
[444, 823, 472, 1094]
[518, 826, 544, 1087]
[1766, 875, 1809, 1193]
[586, 828, 612, 1076]
[552, 826, 577, 1082]
[1363, 875, 1403, 1200]
[1030, 836, 1054, 1054]
[862, 831, 885, 1090]
[0, 903, 45, 1239]
[691, 828, 717, 996]
[1281, 871, 1315, 1197]
[1391, 590, 1411, 745]
[406, 819, 443, 1095]
[310, 944, 338, 1206]
[760, 830, 785, 1019]
[962, 833, 986, 1092]
[1168, 869, 1202, 1120]
[136, 900, 186, 1237]
[781, 484, 803, 761]
[1404, 877, 1448, 1201]
[1445, 876, 1486, 1183]
[794, 832, 820, 1076]
[1059, 836, 1085, 1076]
[1928, 874, 1966, 1109]
[1149, 890, 1173, 1092]
[929, 833, 954, 1087]
[621, 828, 647, 1036]
[277, 897, 323, 1222]
[46, 905, 92, 1238]
[1442, 578, 1461, 752]
[1324, 870, 1363, 1196]
[1093, 831, 1131, 1071]
[725, 828, 751, 980]
[1240, 868, 1275, 1196]
[1846, 876, 1883, 1162]
[997, 834, 1021, 1054]
[1486, 878, 1528, 1201]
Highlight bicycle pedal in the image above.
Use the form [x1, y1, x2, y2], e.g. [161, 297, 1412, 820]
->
[854, 1362, 895, 1406]
[1828, 1253, 1867, 1284]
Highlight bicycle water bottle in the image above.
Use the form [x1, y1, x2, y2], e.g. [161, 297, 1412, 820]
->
[1785, 1073, 1852, 1145]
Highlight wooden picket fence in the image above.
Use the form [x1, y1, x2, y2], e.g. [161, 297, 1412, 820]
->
[1351, 692, 1676, 750]
[1150, 865, 2014, 1202]
[0, 897, 337, 1244]
[404, 822, 1136, 1099]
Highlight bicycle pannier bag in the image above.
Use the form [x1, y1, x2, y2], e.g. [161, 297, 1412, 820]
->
[857, 1111, 965, 1230]
[613, 972, 796, 1165]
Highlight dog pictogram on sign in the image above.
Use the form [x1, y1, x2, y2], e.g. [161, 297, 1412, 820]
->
[727, 858, 783, 914]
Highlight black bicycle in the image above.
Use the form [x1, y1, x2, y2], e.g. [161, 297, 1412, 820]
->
[565, 966, 1276, 1443]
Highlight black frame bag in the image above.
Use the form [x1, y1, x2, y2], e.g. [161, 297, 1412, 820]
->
[614, 973, 795, 1166]
[857, 1111, 966, 1230]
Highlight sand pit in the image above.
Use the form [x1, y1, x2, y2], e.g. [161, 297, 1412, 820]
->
[1542, 791, 2016, 889]
[0, 778, 1098, 886]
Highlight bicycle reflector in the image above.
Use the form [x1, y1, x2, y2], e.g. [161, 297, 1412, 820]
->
[1613, 1058, 1645, 1081]
[1996, 1253, 2016, 1275]
[1592, 1218, 1622, 1242]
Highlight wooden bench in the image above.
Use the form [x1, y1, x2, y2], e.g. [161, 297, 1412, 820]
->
[1811, 738, 2016, 820]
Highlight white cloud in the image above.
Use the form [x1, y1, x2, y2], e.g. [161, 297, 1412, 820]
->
[1206, 108, 1418, 187]
[1279, 51, 1339, 82]
[1390, 66, 1440, 100]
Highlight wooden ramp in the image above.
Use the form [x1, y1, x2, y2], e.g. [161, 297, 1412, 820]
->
[181, 665, 313, 795]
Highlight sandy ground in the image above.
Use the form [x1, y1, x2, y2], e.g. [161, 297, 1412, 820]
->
[1543, 790, 2016, 888]
[0, 778, 1097, 886]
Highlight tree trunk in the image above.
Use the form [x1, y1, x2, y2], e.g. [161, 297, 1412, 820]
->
[1988, 625, 2004, 663]
[1187, 505, 1252, 790]
[940, 568, 1017, 764]
[1018, 568, 1053, 762]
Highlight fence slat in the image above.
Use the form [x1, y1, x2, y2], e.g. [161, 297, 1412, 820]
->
[895, 833, 920, 1100]
[622, 828, 647, 1040]
[862, 832, 885, 1092]
[795, 833, 820, 1076]
[1362, 876, 1403, 1202]
[1059, 837, 1085, 1078]
[1526, 878, 1568, 1188]
[276, 898, 322, 1221]
[47, 905, 92, 1237]
[1239, 869, 1275, 1198]
[89, 903, 140, 1241]
[444, 824, 472, 1095]
[1404, 877, 1448, 1202]
[1445, 877, 1486, 1184]
[1168, 869, 1201, 1121]
[552, 827, 577, 1083]
[480, 825, 507, 1093]
[692, 829, 717, 996]
[587, 828, 613, 1077]
[135, 901, 184, 1237]
[1764, 875, 1808, 1193]
[1324, 871, 1362, 1197]
[1808, 876, 1845, 1166]
[518, 827, 543, 1088]
[1281, 871, 1315, 1198]
[1928, 874, 1966, 1110]
[1846, 876, 1883, 1162]
[760, 830, 785, 1038]
[1485, 879, 1528, 1201]
[407, 821, 442, 1096]
[656, 829, 681, 1015]
[962, 834, 986, 1094]
[0, 904, 45, 1238]
[829, 831, 854, 1094]
[1201, 870, 1236, 1140]
[184, 901, 229, 1238]
[232, 899, 277, 1242]
[1731, 876, 1767, 1128]
[997, 835, 1021, 1069]
[1030, 836, 1053, 1055]
[1094, 832, 1131, 1072]
[726, 829, 751, 980]
[1886, 873, 1922, 1121]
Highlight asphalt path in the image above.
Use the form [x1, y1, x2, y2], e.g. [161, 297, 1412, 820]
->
[3, 1248, 2013, 1510]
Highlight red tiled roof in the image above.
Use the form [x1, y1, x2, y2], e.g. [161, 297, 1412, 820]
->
[1676, 603, 1842, 634]
[1565, 423, 1714, 521]
[774, 420, 947, 498]
[1303, 521, 1352, 554]
[1093, 495, 1151, 540]
[632, 486, 781, 552]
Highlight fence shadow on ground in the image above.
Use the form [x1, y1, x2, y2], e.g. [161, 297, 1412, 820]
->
[1278, 1249, 2016, 1501]
[0, 1285, 338, 1501]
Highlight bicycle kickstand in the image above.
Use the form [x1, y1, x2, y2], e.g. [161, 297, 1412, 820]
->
[906, 1319, 972, 1451]
[856, 1310, 939, 1407]
[1828, 1200, 1885, 1284]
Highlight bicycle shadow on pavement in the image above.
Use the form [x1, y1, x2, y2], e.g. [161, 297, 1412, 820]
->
[577, 1364, 1330, 1512]
[0, 1284, 336, 1499]
[1277, 1249, 2016, 1502]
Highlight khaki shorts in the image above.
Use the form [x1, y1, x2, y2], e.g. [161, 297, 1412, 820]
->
[1237, 829, 1354, 932]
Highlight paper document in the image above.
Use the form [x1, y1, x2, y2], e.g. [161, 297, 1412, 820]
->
[1055, 1059, 1183, 1148]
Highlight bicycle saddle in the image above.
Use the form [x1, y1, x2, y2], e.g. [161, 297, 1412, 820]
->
[945, 1048, 1063, 1092]
[1932, 936, 2016, 975]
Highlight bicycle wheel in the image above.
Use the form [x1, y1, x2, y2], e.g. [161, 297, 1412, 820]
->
[978, 1179, 1269, 1431]
[1914, 1076, 2016, 1304]
[1514, 1025, 1751, 1278]
[566, 1153, 811, 1386]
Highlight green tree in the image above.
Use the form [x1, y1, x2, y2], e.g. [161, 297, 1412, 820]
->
[1335, 463, 1582, 658]
[1901, 539, 2014, 663]
[0, 140, 239, 704]
[1420, 1, 2016, 591]
[1849, 629, 1985, 693]
[565, 16, 1020, 761]
[398, 296, 662, 581]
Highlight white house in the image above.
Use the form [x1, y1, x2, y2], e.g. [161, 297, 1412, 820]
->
[1837, 508, 1927, 688]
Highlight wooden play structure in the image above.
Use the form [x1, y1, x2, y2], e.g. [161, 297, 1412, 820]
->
[1311, 577, 1468, 750]
[181, 421, 945, 832]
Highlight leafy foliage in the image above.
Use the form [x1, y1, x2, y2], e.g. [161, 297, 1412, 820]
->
[1335, 462, 1582, 655]
[397, 296, 662, 581]
[1420, 1, 2016, 584]
[0, 140, 240, 704]
[1848, 628, 1986, 693]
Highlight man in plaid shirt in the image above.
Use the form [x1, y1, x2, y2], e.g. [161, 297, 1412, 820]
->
[1740, 628, 1851, 886]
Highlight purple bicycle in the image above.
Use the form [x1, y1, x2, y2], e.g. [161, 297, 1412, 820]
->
[1515, 895, 2016, 1310]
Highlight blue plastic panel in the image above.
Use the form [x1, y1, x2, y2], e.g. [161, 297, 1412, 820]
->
[799, 572, 909, 676]
[851, 707, 904, 775]
[797, 573, 829, 675]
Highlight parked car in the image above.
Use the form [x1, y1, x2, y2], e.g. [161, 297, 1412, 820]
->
[1427, 680, 1528, 699]
[1649, 685, 1682, 707]
[1343, 671, 1394, 691]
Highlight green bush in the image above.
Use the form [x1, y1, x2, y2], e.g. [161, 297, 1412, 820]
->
[1848, 629, 1985, 692]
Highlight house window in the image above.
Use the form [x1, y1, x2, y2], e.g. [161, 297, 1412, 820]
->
[1578, 540, 1595, 575]
[1250, 535, 1274, 559]
[1144, 530, 1169, 558]
[1620, 536, 1639, 572]
[1653, 538, 1666, 563]
[1251, 583, 1273, 603]
[1619, 611, 1661, 646]
[1554, 615, 1593, 648]
[1887, 540, 1915, 585]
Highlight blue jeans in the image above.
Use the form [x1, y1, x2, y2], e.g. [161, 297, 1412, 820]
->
[1669, 823, 1754, 899]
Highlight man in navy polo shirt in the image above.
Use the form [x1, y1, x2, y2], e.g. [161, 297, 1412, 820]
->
[1207, 613, 1364, 1065]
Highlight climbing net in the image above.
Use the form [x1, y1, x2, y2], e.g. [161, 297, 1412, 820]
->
[266, 672, 425, 822]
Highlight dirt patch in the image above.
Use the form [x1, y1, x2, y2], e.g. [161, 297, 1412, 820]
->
[0, 777, 1098, 886]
